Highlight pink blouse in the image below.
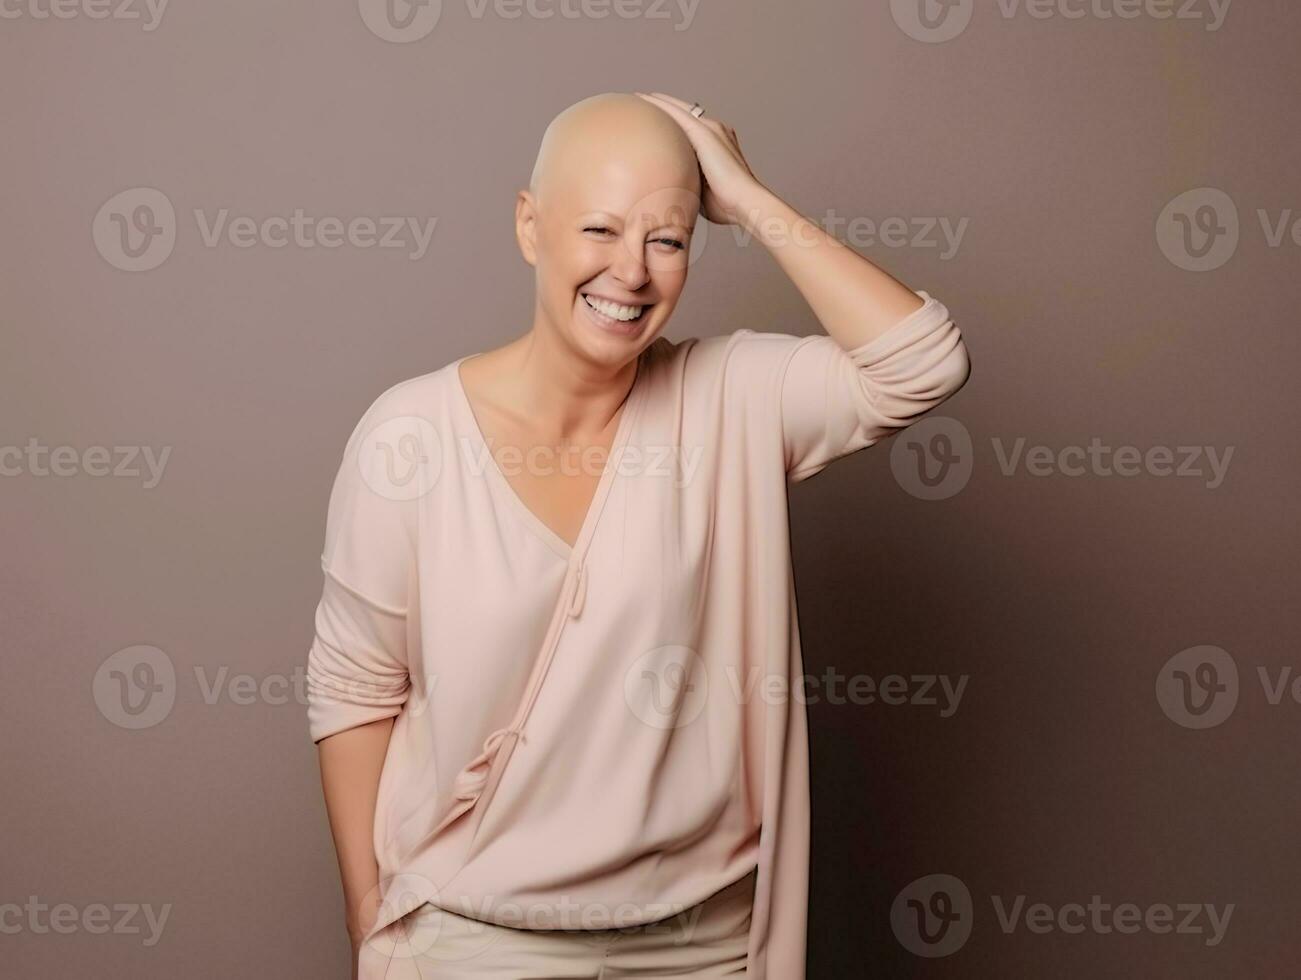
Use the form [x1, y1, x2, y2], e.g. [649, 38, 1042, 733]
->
[306, 289, 971, 978]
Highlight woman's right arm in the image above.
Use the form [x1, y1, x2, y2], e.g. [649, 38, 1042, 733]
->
[317, 717, 395, 953]
[307, 393, 426, 970]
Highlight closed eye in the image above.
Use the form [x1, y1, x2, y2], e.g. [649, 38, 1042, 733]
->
[584, 226, 685, 251]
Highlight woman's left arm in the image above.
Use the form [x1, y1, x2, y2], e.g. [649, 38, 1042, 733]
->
[638, 92, 970, 482]
[634, 91, 929, 350]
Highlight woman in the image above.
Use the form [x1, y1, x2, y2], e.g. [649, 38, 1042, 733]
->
[307, 91, 971, 979]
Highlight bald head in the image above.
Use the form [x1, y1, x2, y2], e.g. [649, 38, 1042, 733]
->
[528, 92, 701, 208]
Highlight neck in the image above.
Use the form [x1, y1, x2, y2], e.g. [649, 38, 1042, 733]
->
[494, 328, 640, 444]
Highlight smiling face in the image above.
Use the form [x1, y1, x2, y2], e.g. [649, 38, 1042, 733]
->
[517, 93, 702, 368]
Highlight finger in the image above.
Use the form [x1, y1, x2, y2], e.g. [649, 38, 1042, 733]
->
[635, 92, 707, 133]
[644, 93, 733, 136]
[641, 91, 694, 112]
[635, 91, 693, 117]
[637, 91, 717, 127]
[637, 92, 728, 140]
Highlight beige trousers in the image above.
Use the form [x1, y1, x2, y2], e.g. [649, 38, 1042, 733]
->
[389, 869, 757, 978]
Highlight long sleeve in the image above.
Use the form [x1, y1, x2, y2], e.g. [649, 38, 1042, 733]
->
[305, 392, 423, 744]
[730, 289, 972, 483]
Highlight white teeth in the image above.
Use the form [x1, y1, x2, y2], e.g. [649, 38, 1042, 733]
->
[583, 294, 642, 322]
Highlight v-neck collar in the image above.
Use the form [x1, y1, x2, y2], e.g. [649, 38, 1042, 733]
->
[450, 348, 649, 561]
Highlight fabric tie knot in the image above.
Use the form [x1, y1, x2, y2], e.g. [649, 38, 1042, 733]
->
[452, 725, 523, 802]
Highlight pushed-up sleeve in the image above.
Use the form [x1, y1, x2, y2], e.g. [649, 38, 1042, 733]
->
[735, 290, 971, 483]
[306, 393, 421, 744]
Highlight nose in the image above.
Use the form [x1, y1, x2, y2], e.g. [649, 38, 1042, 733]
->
[609, 231, 651, 292]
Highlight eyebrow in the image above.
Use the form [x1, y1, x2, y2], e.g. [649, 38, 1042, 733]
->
[580, 211, 692, 232]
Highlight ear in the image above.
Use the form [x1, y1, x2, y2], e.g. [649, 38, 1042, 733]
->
[515, 189, 538, 267]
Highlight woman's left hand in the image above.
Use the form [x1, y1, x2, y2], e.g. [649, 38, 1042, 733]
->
[634, 92, 768, 229]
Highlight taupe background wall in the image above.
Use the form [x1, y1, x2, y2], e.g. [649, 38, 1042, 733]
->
[2, 0, 1297, 976]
